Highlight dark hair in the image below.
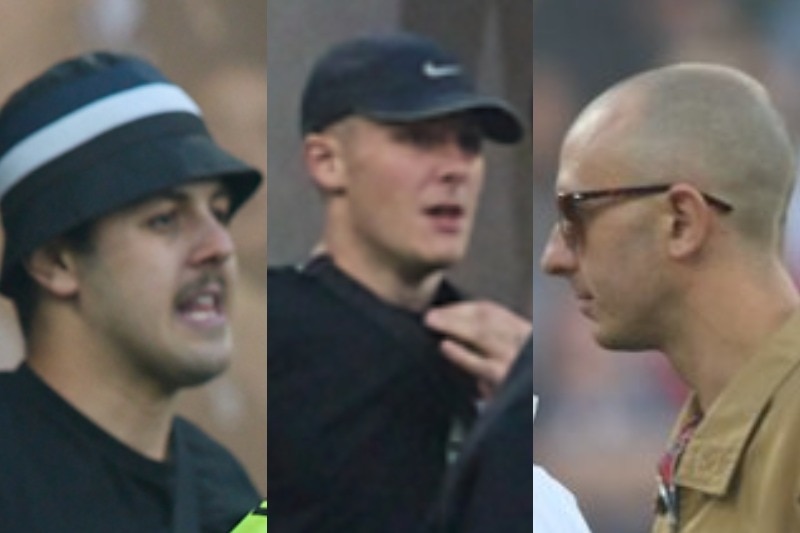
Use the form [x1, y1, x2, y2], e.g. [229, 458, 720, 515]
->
[7, 220, 96, 339]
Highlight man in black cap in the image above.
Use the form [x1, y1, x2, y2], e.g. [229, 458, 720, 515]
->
[268, 33, 532, 532]
[0, 52, 262, 531]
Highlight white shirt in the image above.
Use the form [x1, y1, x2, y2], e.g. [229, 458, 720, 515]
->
[533, 396, 592, 533]
[533, 465, 592, 533]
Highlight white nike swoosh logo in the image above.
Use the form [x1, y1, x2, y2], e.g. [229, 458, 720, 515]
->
[422, 61, 461, 78]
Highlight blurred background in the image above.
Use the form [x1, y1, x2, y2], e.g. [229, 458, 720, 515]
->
[0, 0, 266, 495]
[532, 1, 800, 532]
[267, 0, 533, 315]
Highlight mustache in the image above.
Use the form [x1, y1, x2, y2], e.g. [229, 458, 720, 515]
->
[175, 271, 228, 304]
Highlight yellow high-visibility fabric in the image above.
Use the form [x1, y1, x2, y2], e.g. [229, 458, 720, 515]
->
[229, 501, 267, 533]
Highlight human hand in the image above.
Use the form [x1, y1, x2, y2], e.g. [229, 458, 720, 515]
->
[424, 301, 531, 397]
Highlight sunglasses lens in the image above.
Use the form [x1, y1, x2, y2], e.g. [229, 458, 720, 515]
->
[556, 194, 580, 247]
[557, 194, 572, 221]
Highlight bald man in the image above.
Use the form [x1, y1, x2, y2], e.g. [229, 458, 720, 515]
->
[541, 64, 800, 533]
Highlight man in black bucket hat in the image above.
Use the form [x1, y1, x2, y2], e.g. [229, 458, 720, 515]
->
[268, 33, 532, 532]
[0, 51, 262, 531]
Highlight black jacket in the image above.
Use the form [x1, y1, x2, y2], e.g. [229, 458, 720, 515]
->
[428, 338, 533, 533]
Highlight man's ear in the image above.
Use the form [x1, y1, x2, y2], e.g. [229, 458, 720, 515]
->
[24, 242, 81, 298]
[303, 133, 347, 194]
[666, 184, 713, 259]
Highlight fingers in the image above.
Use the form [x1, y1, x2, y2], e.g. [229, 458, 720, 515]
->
[425, 300, 532, 395]
[439, 338, 507, 391]
[425, 300, 531, 357]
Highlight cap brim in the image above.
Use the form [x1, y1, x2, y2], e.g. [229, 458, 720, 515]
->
[361, 94, 525, 144]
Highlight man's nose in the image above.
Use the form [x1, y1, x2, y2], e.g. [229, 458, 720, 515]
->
[438, 136, 481, 184]
[189, 214, 235, 267]
[540, 225, 577, 276]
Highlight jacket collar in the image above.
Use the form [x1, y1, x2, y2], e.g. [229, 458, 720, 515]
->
[675, 310, 800, 495]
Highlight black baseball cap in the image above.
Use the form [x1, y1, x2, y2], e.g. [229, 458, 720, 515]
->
[0, 51, 262, 296]
[300, 33, 524, 144]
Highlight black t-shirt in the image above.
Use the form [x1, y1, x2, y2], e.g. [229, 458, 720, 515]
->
[0, 365, 260, 533]
[267, 256, 476, 533]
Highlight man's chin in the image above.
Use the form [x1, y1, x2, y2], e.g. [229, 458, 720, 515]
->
[593, 325, 653, 353]
[421, 246, 469, 270]
[160, 352, 231, 391]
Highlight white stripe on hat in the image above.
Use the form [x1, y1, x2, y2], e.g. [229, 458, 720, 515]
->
[0, 82, 201, 199]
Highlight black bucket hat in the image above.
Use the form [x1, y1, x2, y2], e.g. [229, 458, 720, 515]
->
[0, 51, 262, 296]
[300, 33, 524, 144]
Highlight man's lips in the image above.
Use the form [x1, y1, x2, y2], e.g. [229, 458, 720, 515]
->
[175, 276, 227, 329]
[574, 291, 595, 318]
[423, 204, 466, 233]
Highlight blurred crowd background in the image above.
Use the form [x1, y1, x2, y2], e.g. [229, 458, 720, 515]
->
[0, 0, 267, 494]
[532, 1, 800, 532]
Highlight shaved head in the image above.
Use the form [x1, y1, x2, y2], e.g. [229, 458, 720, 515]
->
[564, 63, 797, 251]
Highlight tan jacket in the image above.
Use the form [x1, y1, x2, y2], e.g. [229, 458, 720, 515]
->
[652, 312, 800, 533]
